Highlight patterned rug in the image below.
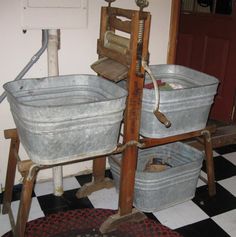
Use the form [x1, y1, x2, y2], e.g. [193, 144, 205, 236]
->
[2, 209, 183, 237]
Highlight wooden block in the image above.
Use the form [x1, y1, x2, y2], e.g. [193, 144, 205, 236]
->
[91, 57, 128, 82]
[100, 208, 146, 234]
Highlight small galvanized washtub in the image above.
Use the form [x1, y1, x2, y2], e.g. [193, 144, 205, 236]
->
[109, 142, 204, 212]
[141, 65, 219, 138]
[4, 74, 127, 165]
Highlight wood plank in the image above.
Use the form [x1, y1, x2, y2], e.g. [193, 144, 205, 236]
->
[140, 126, 216, 148]
[187, 125, 236, 150]
[2, 138, 20, 214]
[107, 7, 148, 20]
[4, 129, 18, 139]
[167, 0, 181, 64]
[91, 58, 128, 82]
[110, 16, 131, 33]
[118, 9, 151, 216]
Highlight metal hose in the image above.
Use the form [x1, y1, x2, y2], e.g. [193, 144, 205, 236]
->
[0, 29, 49, 103]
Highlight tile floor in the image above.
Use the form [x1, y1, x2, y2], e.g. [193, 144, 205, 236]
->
[0, 144, 236, 237]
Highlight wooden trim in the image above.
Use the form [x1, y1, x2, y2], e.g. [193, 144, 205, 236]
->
[4, 128, 18, 139]
[167, 0, 181, 64]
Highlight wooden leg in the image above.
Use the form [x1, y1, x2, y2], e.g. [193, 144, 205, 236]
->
[100, 208, 146, 233]
[76, 156, 114, 198]
[2, 137, 20, 214]
[202, 130, 216, 196]
[15, 166, 38, 237]
[119, 146, 138, 215]
[100, 31, 149, 230]
[93, 156, 107, 182]
[99, 147, 147, 234]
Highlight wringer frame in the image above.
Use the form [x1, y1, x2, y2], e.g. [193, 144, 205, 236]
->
[2, 0, 216, 236]
[79, 0, 215, 232]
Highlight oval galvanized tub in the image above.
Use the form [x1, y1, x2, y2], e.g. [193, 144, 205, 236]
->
[4, 74, 127, 165]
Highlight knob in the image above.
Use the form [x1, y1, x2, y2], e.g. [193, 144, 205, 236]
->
[135, 0, 149, 11]
[105, 0, 116, 7]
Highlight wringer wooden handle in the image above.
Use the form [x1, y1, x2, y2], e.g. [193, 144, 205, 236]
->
[154, 110, 171, 128]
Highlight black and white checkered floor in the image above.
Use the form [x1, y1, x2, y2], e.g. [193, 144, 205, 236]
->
[1, 144, 236, 237]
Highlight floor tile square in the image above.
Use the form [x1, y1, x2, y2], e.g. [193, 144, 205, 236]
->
[75, 173, 93, 186]
[63, 188, 94, 210]
[218, 176, 236, 197]
[197, 178, 206, 187]
[88, 187, 118, 210]
[152, 200, 209, 229]
[0, 184, 36, 204]
[34, 176, 81, 197]
[34, 181, 55, 197]
[222, 152, 236, 166]
[63, 176, 81, 190]
[193, 183, 236, 217]
[213, 150, 220, 157]
[10, 197, 43, 219]
[144, 212, 161, 222]
[0, 213, 11, 236]
[197, 170, 208, 187]
[176, 218, 230, 237]
[202, 156, 236, 181]
[75, 170, 113, 186]
[37, 193, 68, 215]
[214, 144, 236, 155]
[212, 209, 236, 237]
[37, 188, 94, 215]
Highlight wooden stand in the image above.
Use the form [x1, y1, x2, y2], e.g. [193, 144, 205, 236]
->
[2, 126, 216, 236]
[2, 6, 217, 237]
[2, 129, 117, 237]
[78, 6, 216, 234]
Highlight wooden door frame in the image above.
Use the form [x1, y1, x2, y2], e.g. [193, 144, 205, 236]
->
[167, 0, 181, 64]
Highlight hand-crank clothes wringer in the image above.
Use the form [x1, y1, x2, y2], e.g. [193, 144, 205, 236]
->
[1, 0, 219, 236]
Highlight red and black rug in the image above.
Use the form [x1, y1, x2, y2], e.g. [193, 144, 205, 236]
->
[2, 209, 183, 237]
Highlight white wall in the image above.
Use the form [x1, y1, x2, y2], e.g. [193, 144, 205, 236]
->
[0, 0, 172, 187]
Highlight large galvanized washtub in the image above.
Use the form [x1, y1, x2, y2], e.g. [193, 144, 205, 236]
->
[109, 142, 204, 212]
[4, 74, 127, 165]
[141, 64, 219, 138]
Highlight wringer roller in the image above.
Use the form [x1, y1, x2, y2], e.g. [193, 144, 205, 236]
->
[91, 0, 171, 128]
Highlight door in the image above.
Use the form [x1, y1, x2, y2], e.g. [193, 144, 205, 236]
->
[176, 0, 236, 122]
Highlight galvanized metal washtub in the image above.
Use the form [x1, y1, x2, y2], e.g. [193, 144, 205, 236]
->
[109, 142, 204, 212]
[4, 74, 127, 165]
[141, 64, 219, 138]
